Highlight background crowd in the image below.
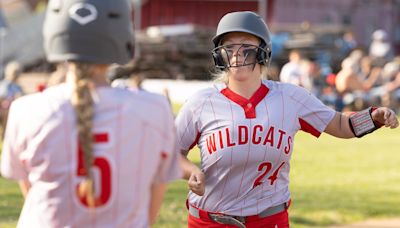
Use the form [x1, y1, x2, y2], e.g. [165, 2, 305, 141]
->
[278, 29, 400, 113]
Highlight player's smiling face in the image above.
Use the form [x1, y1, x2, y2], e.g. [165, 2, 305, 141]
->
[220, 32, 262, 81]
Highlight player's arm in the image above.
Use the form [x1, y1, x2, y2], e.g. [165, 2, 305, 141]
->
[1, 100, 31, 199]
[324, 107, 399, 138]
[324, 112, 355, 138]
[180, 153, 200, 180]
[18, 180, 31, 199]
[149, 183, 167, 225]
[180, 152, 205, 196]
[148, 98, 181, 224]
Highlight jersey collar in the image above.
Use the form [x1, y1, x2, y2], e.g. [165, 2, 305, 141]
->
[220, 83, 270, 119]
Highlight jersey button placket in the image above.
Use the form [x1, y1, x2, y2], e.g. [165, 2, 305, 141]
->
[244, 102, 256, 118]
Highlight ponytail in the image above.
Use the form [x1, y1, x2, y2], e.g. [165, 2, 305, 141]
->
[71, 63, 95, 207]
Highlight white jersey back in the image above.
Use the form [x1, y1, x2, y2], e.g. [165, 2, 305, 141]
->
[175, 80, 335, 216]
[1, 84, 181, 228]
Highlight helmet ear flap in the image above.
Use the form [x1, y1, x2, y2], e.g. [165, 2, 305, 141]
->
[256, 42, 271, 66]
[212, 49, 227, 70]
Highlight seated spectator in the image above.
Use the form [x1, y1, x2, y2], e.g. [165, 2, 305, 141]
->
[378, 57, 400, 112]
[0, 61, 24, 136]
[336, 58, 364, 94]
[338, 30, 358, 57]
[107, 60, 172, 105]
[0, 61, 24, 100]
[335, 58, 380, 110]
[107, 60, 145, 91]
[359, 56, 373, 80]
[348, 49, 365, 76]
[280, 49, 311, 88]
[369, 29, 393, 67]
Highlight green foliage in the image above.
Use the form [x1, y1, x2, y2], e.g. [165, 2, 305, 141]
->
[1, 118, 399, 227]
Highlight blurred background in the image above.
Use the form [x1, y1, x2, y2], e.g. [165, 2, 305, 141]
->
[0, 0, 399, 111]
[0, 1, 400, 227]
[0, 0, 400, 116]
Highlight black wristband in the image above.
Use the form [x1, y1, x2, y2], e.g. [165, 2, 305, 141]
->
[349, 107, 380, 138]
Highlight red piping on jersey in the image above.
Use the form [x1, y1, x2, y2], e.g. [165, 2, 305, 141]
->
[299, 118, 321, 137]
[221, 83, 270, 119]
[161, 151, 168, 159]
[189, 132, 201, 150]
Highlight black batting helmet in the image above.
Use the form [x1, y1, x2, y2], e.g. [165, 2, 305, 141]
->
[43, 0, 134, 65]
[212, 11, 272, 69]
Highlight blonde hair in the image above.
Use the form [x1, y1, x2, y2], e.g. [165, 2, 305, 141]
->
[71, 62, 95, 207]
[212, 65, 269, 83]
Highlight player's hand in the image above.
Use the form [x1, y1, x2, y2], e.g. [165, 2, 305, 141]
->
[371, 107, 399, 129]
[188, 171, 205, 196]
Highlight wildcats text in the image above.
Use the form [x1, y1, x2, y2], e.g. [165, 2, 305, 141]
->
[206, 124, 292, 154]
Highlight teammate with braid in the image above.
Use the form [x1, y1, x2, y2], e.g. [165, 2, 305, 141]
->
[176, 11, 399, 228]
[0, 0, 181, 227]
[72, 63, 96, 206]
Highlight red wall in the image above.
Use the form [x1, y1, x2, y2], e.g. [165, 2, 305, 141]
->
[133, 0, 399, 54]
[272, 0, 400, 53]
[138, 0, 260, 28]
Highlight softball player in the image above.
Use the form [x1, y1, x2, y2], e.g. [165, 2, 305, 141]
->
[176, 11, 399, 228]
[0, 0, 181, 227]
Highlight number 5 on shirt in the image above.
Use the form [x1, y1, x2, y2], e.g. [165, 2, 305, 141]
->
[76, 133, 111, 208]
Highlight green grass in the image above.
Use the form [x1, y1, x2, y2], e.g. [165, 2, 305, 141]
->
[288, 127, 400, 227]
[0, 178, 22, 228]
[1, 111, 399, 227]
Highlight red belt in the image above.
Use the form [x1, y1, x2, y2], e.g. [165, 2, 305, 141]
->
[187, 200, 290, 225]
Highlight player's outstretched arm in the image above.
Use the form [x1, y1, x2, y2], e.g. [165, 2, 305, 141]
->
[371, 107, 399, 128]
[180, 153, 205, 196]
[325, 107, 399, 138]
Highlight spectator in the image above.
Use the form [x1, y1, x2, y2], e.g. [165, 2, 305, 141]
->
[279, 49, 310, 87]
[107, 60, 145, 91]
[0, 61, 24, 100]
[0, 61, 24, 136]
[339, 30, 358, 57]
[335, 57, 381, 110]
[107, 60, 172, 105]
[369, 29, 393, 67]
[378, 57, 400, 111]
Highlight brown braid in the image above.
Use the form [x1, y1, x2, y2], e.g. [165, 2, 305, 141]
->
[71, 62, 95, 207]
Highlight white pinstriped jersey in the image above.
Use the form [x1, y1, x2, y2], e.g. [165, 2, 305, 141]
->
[0, 83, 181, 228]
[175, 80, 335, 216]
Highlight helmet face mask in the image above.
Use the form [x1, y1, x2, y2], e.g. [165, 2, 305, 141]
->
[211, 11, 272, 70]
[212, 43, 269, 69]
